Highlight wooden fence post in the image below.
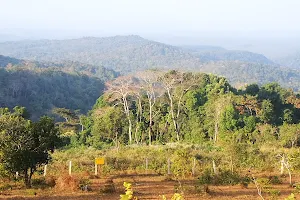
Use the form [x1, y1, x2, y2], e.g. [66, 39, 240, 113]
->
[192, 158, 196, 176]
[44, 164, 47, 177]
[145, 158, 148, 174]
[167, 158, 171, 175]
[95, 163, 98, 175]
[69, 161, 72, 175]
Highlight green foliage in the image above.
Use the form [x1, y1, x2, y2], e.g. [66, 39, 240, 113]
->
[268, 176, 282, 184]
[243, 115, 256, 133]
[90, 107, 127, 148]
[268, 189, 281, 199]
[279, 124, 300, 147]
[0, 108, 60, 187]
[260, 99, 275, 124]
[171, 149, 193, 178]
[220, 104, 239, 132]
[245, 84, 260, 96]
[198, 169, 250, 186]
[283, 109, 294, 124]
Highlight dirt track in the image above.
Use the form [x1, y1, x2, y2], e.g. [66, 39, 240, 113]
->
[0, 174, 298, 200]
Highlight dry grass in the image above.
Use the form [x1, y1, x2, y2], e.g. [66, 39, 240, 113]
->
[54, 175, 80, 192]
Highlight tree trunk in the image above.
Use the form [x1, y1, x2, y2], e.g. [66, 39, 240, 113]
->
[212, 159, 218, 175]
[230, 156, 234, 173]
[167, 89, 179, 141]
[122, 95, 132, 144]
[24, 169, 31, 188]
[128, 118, 132, 144]
[148, 99, 152, 145]
[280, 156, 284, 175]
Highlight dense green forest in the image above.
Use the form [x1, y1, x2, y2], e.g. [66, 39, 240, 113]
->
[65, 70, 300, 148]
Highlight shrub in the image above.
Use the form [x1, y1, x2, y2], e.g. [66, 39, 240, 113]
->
[198, 169, 250, 186]
[45, 176, 56, 187]
[100, 178, 115, 194]
[198, 169, 214, 185]
[267, 189, 280, 199]
[79, 178, 91, 191]
[55, 175, 80, 191]
[269, 176, 282, 184]
[0, 183, 12, 192]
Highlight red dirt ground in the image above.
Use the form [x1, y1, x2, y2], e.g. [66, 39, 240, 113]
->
[0, 173, 299, 200]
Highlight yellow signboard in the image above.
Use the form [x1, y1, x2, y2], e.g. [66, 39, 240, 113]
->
[95, 157, 105, 165]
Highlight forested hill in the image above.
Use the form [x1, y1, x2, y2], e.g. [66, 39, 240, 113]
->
[2, 36, 300, 92]
[0, 35, 275, 73]
[0, 54, 118, 81]
[182, 45, 274, 64]
[0, 67, 105, 119]
[0, 54, 119, 119]
[199, 61, 300, 91]
[0, 54, 25, 66]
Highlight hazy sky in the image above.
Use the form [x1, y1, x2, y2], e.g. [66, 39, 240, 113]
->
[1, 0, 300, 35]
[1, 0, 300, 57]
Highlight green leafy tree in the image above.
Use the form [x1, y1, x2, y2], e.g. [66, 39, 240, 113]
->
[90, 107, 127, 148]
[283, 109, 294, 124]
[220, 104, 239, 132]
[259, 100, 274, 124]
[245, 84, 259, 96]
[279, 123, 300, 147]
[0, 109, 60, 187]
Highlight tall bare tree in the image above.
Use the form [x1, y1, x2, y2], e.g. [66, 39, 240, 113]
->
[106, 76, 135, 144]
[135, 70, 163, 145]
[159, 70, 197, 141]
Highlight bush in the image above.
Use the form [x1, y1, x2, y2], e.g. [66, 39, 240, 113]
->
[269, 176, 282, 184]
[0, 183, 12, 192]
[79, 178, 91, 191]
[267, 189, 280, 199]
[198, 169, 250, 186]
[55, 175, 80, 191]
[45, 176, 56, 187]
[198, 169, 214, 185]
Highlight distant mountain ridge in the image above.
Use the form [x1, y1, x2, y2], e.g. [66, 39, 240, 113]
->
[0, 35, 275, 73]
[183, 46, 274, 64]
[2, 35, 300, 91]
[276, 52, 300, 69]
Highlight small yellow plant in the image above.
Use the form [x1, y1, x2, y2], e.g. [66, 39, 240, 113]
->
[161, 193, 184, 200]
[285, 193, 296, 200]
[120, 182, 137, 200]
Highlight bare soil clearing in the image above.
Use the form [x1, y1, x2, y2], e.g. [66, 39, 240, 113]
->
[0, 173, 298, 200]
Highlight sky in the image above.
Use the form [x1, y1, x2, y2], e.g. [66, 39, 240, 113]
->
[1, 0, 300, 56]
